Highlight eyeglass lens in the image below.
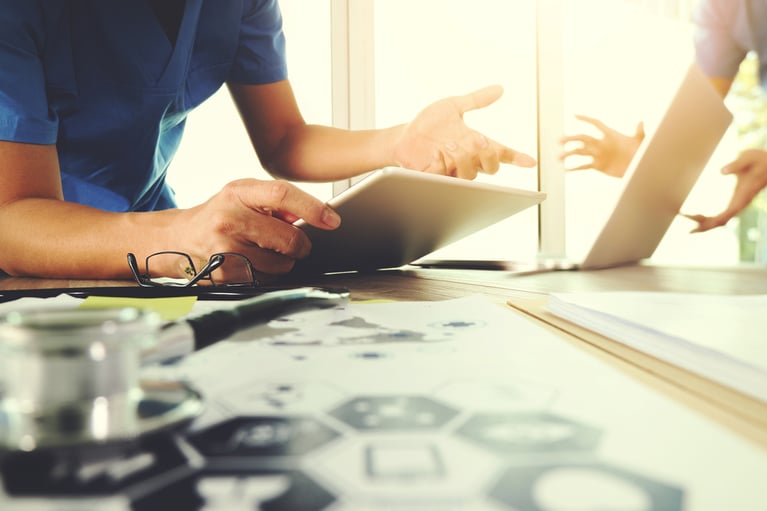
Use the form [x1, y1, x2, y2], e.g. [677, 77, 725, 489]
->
[146, 252, 254, 286]
[206, 253, 255, 286]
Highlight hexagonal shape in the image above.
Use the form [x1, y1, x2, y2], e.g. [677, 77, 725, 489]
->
[190, 416, 341, 461]
[433, 379, 557, 414]
[456, 412, 601, 455]
[489, 461, 684, 510]
[133, 469, 336, 511]
[309, 433, 502, 504]
[329, 395, 459, 431]
[218, 380, 346, 416]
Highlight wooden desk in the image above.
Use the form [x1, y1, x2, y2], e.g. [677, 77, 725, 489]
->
[6, 261, 766, 300]
[15, 262, 760, 451]
[1, 264, 766, 509]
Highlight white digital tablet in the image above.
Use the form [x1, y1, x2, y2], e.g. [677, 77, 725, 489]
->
[291, 167, 546, 275]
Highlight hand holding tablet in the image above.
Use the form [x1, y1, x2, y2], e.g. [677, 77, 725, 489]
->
[292, 168, 545, 275]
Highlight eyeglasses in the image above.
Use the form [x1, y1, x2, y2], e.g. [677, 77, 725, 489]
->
[127, 251, 260, 288]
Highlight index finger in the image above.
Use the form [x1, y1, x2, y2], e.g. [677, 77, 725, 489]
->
[454, 85, 504, 114]
[560, 134, 598, 146]
[240, 180, 341, 230]
[574, 114, 610, 132]
[498, 144, 537, 167]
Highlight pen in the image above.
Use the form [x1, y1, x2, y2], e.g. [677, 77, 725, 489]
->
[141, 286, 350, 364]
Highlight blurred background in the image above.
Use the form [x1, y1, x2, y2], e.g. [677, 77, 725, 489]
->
[167, 0, 767, 267]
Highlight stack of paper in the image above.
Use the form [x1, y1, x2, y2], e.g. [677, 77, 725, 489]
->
[546, 291, 767, 403]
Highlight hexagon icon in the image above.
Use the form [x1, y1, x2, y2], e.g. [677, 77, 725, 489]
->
[326, 498, 507, 511]
[190, 416, 341, 462]
[433, 380, 557, 414]
[489, 461, 684, 511]
[456, 412, 601, 455]
[195, 470, 336, 511]
[309, 433, 503, 505]
[218, 380, 346, 416]
[328, 395, 459, 432]
[134, 469, 336, 511]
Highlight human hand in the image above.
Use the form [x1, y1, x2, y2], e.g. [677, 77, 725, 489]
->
[683, 149, 767, 233]
[559, 115, 644, 178]
[169, 179, 340, 281]
[392, 85, 536, 180]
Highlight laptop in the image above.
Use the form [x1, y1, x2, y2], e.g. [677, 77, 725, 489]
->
[418, 62, 734, 272]
[290, 167, 546, 275]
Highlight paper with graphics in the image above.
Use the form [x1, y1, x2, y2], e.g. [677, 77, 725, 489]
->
[0, 293, 765, 510]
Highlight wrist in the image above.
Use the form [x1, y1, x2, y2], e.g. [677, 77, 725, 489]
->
[384, 124, 408, 168]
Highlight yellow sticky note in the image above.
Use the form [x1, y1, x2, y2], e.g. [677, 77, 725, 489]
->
[79, 296, 197, 321]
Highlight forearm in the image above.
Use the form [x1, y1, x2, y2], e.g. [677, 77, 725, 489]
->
[262, 123, 406, 182]
[0, 198, 178, 279]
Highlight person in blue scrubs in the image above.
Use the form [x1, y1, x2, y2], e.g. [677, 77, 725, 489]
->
[0, 0, 536, 280]
[559, 0, 767, 233]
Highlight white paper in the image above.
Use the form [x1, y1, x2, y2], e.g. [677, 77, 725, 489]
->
[547, 291, 767, 403]
[1, 294, 765, 509]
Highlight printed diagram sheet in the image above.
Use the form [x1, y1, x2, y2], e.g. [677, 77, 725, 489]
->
[1, 294, 765, 510]
[158, 295, 764, 510]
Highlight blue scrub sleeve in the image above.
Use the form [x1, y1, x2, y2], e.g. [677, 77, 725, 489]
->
[228, 0, 288, 84]
[692, 0, 747, 81]
[0, 5, 58, 144]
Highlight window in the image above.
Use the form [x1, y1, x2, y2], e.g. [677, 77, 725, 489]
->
[373, 0, 540, 262]
[560, 0, 742, 266]
[169, 0, 755, 267]
[166, 0, 334, 207]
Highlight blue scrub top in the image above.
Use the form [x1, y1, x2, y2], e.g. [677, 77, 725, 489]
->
[693, 0, 767, 93]
[0, 0, 288, 212]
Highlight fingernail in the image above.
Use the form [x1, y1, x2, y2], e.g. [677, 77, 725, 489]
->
[513, 153, 537, 167]
[323, 209, 341, 228]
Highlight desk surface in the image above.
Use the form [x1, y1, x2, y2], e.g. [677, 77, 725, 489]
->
[5, 261, 767, 300]
[299, 264, 767, 450]
[1, 264, 766, 510]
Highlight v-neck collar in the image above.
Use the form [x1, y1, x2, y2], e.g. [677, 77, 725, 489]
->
[91, 0, 203, 89]
[147, 0, 187, 46]
[156, 0, 202, 87]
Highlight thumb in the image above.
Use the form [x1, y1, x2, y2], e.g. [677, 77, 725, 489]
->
[634, 121, 645, 140]
[454, 85, 504, 113]
[720, 160, 743, 175]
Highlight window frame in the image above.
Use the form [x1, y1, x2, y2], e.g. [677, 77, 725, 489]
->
[332, 0, 564, 258]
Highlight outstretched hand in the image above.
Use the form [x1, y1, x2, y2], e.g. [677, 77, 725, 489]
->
[559, 114, 644, 178]
[392, 85, 536, 180]
[683, 149, 767, 233]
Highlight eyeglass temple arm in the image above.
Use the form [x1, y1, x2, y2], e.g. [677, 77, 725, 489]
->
[185, 254, 226, 286]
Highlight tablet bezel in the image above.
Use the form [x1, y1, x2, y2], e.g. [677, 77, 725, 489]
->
[292, 167, 546, 275]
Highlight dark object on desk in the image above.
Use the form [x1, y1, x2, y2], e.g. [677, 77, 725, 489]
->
[0, 284, 321, 303]
[0, 287, 347, 453]
[413, 259, 544, 271]
[154, 286, 350, 361]
[188, 287, 348, 349]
